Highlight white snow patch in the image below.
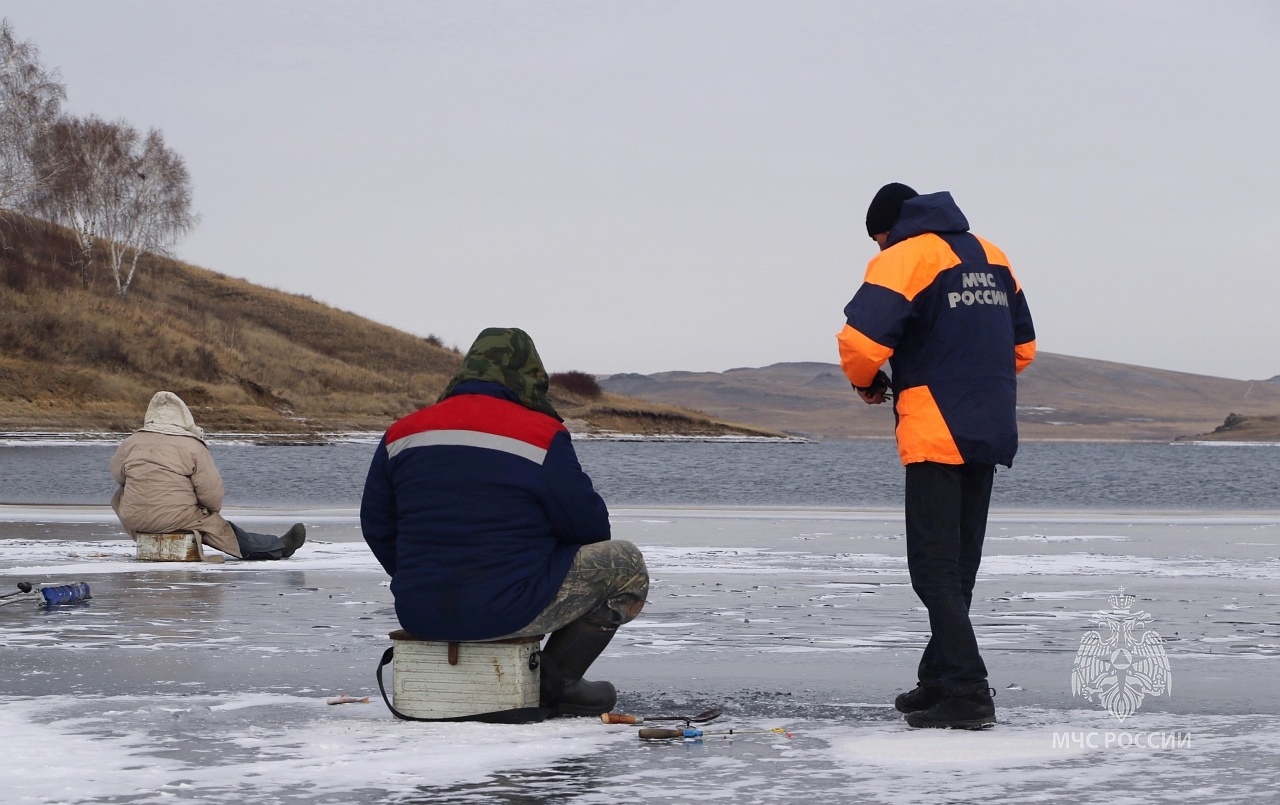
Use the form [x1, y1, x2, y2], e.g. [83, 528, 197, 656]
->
[0, 539, 382, 575]
[988, 533, 1129, 541]
[828, 722, 1087, 767]
[0, 694, 622, 804]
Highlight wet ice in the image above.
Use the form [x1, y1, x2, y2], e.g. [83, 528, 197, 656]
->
[1, 505, 1278, 803]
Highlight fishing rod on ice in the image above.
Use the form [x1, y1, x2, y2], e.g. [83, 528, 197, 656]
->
[600, 706, 791, 741]
[638, 726, 793, 741]
[0, 582, 32, 599]
[600, 707, 723, 726]
[0, 581, 92, 608]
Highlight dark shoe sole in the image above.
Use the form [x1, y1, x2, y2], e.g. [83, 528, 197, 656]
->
[552, 703, 613, 717]
[904, 712, 997, 730]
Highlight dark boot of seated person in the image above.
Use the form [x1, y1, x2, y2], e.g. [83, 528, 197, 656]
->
[539, 620, 618, 717]
[231, 522, 306, 560]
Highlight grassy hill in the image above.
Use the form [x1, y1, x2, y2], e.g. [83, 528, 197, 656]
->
[1183, 413, 1280, 442]
[0, 217, 780, 439]
[602, 356, 1280, 442]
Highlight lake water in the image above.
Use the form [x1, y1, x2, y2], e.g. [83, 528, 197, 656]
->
[1, 438, 1277, 510]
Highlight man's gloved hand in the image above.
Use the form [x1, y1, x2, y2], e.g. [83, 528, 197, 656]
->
[853, 370, 891, 405]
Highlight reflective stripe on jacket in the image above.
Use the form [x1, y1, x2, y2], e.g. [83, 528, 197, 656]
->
[360, 382, 611, 641]
[838, 192, 1037, 467]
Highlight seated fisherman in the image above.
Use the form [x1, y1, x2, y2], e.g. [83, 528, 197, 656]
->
[360, 327, 648, 717]
[110, 391, 306, 560]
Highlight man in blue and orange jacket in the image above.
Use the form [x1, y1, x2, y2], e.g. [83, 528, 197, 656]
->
[361, 327, 648, 717]
[838, 183, 1036, 729]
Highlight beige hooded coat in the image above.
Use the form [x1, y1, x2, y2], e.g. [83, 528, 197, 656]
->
[109, 392, 241, 557]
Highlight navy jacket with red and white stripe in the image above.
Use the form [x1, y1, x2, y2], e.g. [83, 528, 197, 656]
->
[360, 381, 610, 640]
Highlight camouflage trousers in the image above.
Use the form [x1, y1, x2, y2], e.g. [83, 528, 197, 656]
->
[497, 540, 649, 639]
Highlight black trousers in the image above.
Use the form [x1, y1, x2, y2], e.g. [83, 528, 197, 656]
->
[904, 460, 995, 696]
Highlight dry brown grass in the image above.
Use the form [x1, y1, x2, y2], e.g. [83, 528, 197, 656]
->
[1183, 414, 1280, 442]
[0, 217, 781, 437]
[552, 391, 783, 438]
[0, 216, 464, 432]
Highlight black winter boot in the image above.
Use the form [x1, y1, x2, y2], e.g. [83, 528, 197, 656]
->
[231, 522, 305, 560]
[894, 684, 944, 714]
[539, 621, 618, 717]
[280, 523, 306, 558]
[904, 687, 996, 729]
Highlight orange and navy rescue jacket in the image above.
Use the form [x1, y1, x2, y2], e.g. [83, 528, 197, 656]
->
[838, 192, 1036, 467]
[360, 381, 610, 640]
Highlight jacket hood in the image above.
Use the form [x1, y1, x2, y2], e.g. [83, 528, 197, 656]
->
[138, 391, 205, 442]
[439, 327, 561, 420]
[887, 191, 970, 247]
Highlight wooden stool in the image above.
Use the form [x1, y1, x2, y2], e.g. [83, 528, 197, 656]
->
[136, 531, 224, 563]
[388, 628, 542, 719]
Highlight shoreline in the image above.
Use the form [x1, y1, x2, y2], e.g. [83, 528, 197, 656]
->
[0, 430, 810, 446]
[4, 502, 1279, 524]
[4, 429, 1280, 446]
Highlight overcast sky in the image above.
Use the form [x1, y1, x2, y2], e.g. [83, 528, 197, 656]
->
[6, 1, 1279, 379]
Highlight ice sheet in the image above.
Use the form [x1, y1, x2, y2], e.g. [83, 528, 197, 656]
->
[0, 505, 1277, 803]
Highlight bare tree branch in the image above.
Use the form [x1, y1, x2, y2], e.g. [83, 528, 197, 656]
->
[29, 115, 128, 286]
[29, 117, 198, 295]
[119, 129, 198, 295]
[0, 19, 65, 217]
[4, 20, 196, 293]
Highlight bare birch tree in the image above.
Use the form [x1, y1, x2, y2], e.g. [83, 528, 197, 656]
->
[116, 129, 198, 295]
[31, 116, 197, 295]
[30, 115, 126, 286]
[0, 19, 64, 216]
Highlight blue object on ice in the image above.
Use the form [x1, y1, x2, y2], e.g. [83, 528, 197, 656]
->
[40, 582, 91, 606]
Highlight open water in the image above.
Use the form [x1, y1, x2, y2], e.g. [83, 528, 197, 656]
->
[1, 438, 1277, 510]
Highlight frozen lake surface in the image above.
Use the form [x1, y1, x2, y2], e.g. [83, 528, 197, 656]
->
[1, 505, 1278, 804]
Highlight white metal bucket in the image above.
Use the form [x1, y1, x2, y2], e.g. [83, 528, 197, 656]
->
[389, 629, 542, 719]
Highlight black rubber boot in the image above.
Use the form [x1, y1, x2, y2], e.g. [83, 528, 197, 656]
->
[280, 523, 306, 558]
[904, 687, 996, 729]
[231, 522, 305, 560]
[539, 621, 618, 717]
[894, 684, 944, 714]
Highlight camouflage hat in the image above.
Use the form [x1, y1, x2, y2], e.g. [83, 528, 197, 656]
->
[439, 327, 561, 420]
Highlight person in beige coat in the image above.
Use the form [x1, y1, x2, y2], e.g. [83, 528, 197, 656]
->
[110, 391, 306, 560]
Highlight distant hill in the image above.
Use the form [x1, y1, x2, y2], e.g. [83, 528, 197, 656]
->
[602, 355, 1280, 442]
[0, 217, 779, 439]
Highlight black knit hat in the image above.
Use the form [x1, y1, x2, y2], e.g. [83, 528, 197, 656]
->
[865, 182, 918, 237]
